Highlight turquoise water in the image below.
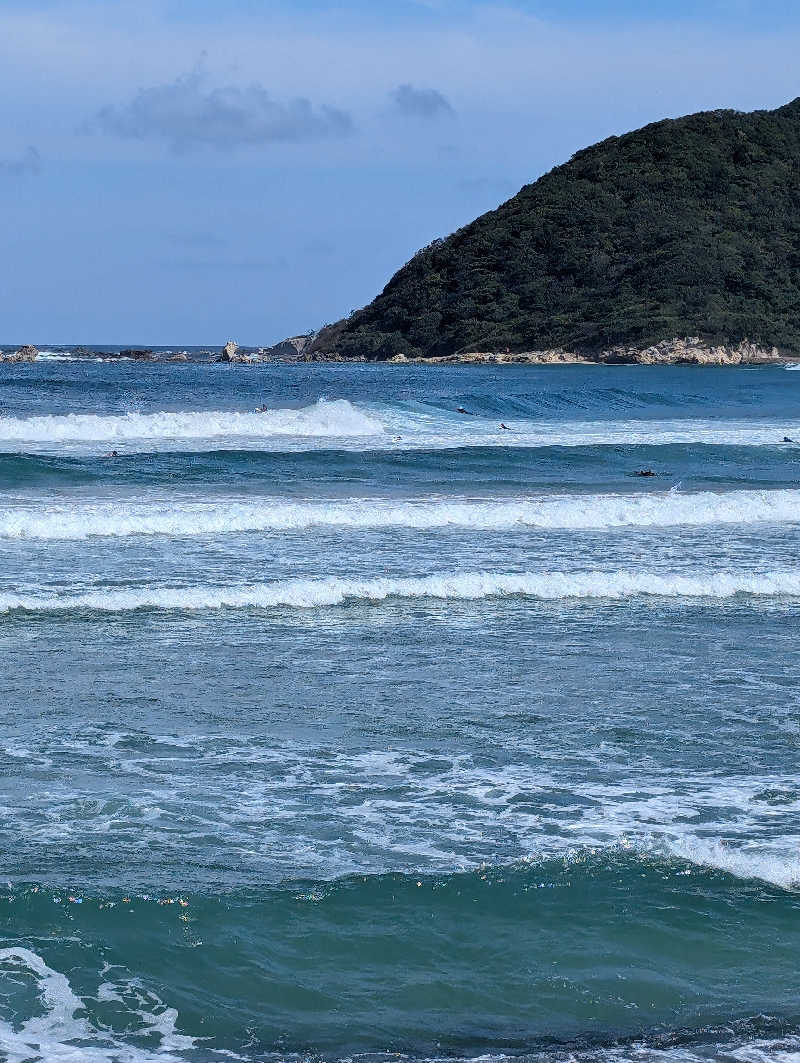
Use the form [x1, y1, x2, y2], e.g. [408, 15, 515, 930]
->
[0, 360, 799, 1062]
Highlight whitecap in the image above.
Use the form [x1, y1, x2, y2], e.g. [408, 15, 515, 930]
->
[2, 568, 800, 613]
[0, 399, 383, 452]
[0, 488, 798, 540]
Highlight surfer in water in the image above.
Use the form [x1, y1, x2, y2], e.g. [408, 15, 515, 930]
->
[499, 423, 511, 431]
[635, 469, 656, 477]
[104, 450, 119, 458]
[783, 436, 795, 443]
[456, 406, 471, 415]
[255, 404, 269, 413]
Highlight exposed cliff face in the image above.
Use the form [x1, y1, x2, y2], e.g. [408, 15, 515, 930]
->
[309, 98, 800, 362]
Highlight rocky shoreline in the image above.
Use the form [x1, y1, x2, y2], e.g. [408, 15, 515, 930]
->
[304, 336, 797, 366]
[2, 336, 797, 366]
[385, 338, 792, 366]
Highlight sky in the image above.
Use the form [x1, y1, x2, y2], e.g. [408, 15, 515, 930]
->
[2, 0, 800, 345]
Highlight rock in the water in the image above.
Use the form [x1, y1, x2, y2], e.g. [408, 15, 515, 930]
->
[1, 344, 39, 363]
[218, 340, 259, 363]
[168, 352, 189, 362]
[117, 349, 155, 361]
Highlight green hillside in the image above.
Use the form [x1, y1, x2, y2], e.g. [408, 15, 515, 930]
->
[310, 99, 800, 359]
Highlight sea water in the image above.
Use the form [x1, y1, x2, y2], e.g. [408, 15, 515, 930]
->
[0, 360, 799, 1063]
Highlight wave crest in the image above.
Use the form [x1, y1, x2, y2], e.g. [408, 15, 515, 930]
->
[0, 488, 798, 540]
[0, 399, 383, 448]
[2, 568, 800, 613]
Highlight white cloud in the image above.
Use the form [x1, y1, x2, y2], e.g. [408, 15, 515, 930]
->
[1, 1, 800, 172]
[89, 67, 354, 150]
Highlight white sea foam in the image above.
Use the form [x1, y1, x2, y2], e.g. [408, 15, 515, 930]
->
[545, 1035, 800, 1063]
[13, 752, 800, 894]
[0, 398, 382, 451]
[7, 731, 800, 891]
[0, 947, 196, 1062]
[0, 402, 799, 453]
[376, 410, 800, 451]
[0, 488, 798, 540]
[666, 836, 800, 890]
[2, 568, 800, 613]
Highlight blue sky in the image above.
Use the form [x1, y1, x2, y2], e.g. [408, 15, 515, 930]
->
[1, 0, 800, 345]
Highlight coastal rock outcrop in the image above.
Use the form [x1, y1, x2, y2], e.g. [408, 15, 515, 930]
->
[1, 344, 39, 363]
[118, 349, 156, 361]
[381, 338, 786, 366]
[217, 340, 257, 363]
[601, 338, 783, 366]
[266, 336, 310, 360]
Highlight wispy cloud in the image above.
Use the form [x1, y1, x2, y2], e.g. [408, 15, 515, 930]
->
[165, 230, 228, 249]
[90, 68, 354, 150]
[0, 146, 41, 176]
[390, 83, 454, 119]
[161, 255, 289, 271]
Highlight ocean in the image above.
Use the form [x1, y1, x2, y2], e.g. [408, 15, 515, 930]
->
[0, 358, 799, 1063]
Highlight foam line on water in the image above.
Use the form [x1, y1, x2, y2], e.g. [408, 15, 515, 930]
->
[6, 733, 800, 890]
[378, 409, 800, 450]
[1, 488, 799, 539]
[0, 399, 383, 447]
[1, 404, 799, 454]
[0, 947, 196, 1062]
[2, 569, 800, 613]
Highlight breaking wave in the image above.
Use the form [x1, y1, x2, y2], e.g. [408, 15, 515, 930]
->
[3, 569, 800, 613]
[2, 403, 800, 455]
[0, 399, 383, 449]
[2, 855, 800, 1063]
[1, 488, 799, 540]
[667, 836, 800, 891]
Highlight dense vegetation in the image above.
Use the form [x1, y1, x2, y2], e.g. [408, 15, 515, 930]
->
[310, 99, 800, 359]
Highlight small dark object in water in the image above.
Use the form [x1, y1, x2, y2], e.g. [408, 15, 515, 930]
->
[783, 436, 795, 443]
[456, 406, 470, 414]
[105, 450, 119, 458]
[255, 404, 269, 413]
[635, 469, 656, 477]
[499, 423, 511, 431]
